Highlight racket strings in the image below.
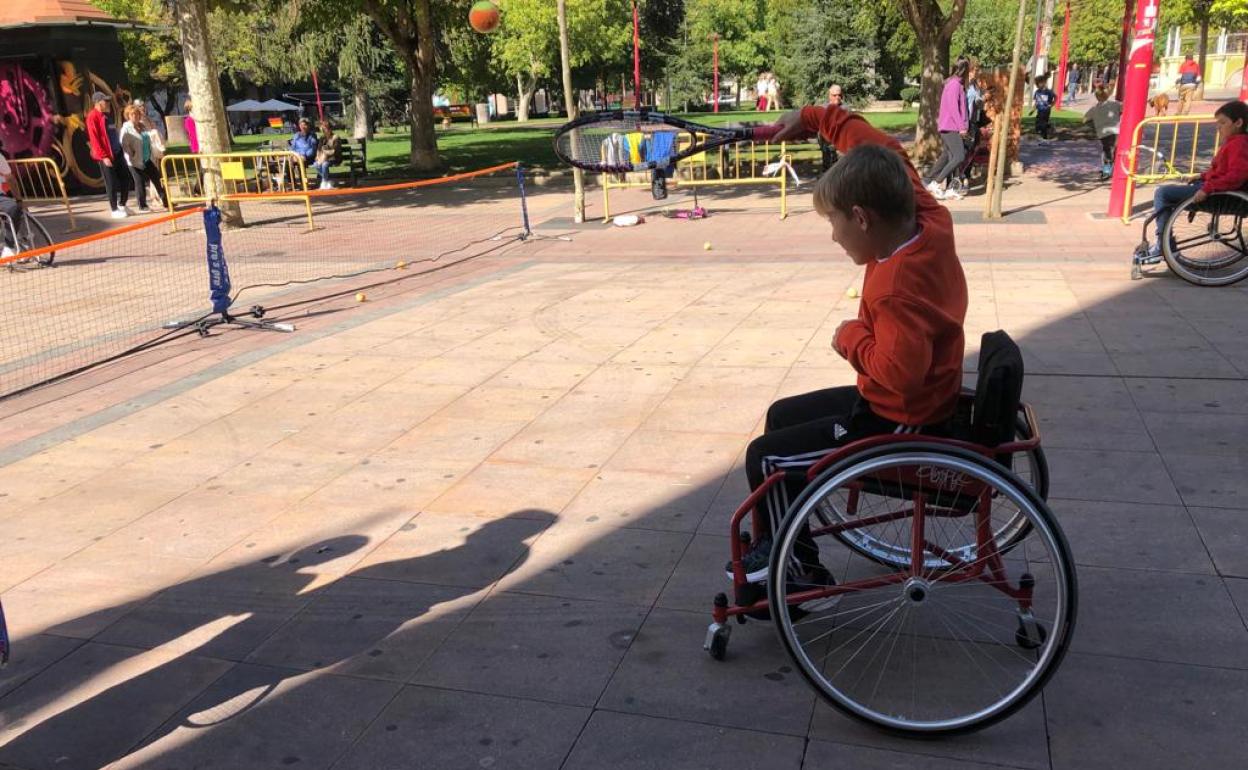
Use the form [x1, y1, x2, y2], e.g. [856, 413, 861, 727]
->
[555, 119, 695, 172]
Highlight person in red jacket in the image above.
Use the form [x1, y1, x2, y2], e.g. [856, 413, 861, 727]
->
[86, 91, 130, 219]
[1144, 100, 1248, 261]
[724, 103, 968, 590]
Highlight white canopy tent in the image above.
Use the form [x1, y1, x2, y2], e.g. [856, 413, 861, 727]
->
[225, 99, 264, 112]
[256, 99, 301, 112]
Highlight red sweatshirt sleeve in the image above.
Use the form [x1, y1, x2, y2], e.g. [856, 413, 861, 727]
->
[800, 105, 944, 215]
[835, 295, 936, 399]
[86, 111, 112, 162]
[1201, 136, 1248, 193]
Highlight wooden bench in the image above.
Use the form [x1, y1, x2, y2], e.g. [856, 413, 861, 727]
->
[338, 139, 367, 186]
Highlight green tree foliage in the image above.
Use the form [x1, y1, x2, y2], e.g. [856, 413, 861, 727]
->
[952, 0, 1023, 67]
[1061, 0, 1125, 67]
[681, 0, 768, 105]
[767, 0, 882, 106]
[490, 0, 630, 119]
[91, 0, 185, 115]
[492, 0, 558, 120]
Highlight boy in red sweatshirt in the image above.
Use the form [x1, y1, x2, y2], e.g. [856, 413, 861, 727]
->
[727, 104, 968, 588]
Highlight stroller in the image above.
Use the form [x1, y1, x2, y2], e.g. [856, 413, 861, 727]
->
[948, 98, 993, 197]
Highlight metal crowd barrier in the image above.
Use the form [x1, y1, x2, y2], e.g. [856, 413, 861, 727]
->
[6, 157, 76, 230]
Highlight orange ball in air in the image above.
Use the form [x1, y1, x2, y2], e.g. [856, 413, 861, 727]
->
[469, 1, 501, 34]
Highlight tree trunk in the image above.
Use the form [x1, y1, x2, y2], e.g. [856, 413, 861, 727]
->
[516, 72, 537, 122]
[1197, 16, 1210, 100]
[352, 81, 372, 141]
[556, 0, 584, 222]
[406, 62, 439, 170]
[363, 0, 439, 171]
[171, 0, 242, 226]
[915, 33, 950, 161]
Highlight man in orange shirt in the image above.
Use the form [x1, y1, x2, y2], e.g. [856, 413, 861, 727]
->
[726, 104, 968, 587]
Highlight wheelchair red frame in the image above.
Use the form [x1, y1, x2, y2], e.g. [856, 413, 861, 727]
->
[712, 401, 1043, 635]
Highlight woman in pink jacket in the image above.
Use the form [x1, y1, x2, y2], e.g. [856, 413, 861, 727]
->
[921, 57, 970, 201]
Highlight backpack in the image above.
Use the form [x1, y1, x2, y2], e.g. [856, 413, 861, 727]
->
[971, 330, 1024, 451]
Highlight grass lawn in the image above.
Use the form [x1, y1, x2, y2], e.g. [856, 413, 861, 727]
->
[179, 106, 1086, 181]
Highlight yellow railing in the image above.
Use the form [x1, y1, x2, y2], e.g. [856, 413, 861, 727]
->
[160, 151, 314, 229]
[1121, 114, 1220, 223]
[6, 157, 76, 230]
[601, 136, 792, 221]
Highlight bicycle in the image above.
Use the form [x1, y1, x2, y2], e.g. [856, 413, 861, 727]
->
[1, 204, 56, 268]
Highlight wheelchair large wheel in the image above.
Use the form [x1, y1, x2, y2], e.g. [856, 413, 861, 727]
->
[769, 443, 1076, 735]
[20, 213, 55, 267]
[1162, 193, 1248, 286]
[815, 416, 1046, 569]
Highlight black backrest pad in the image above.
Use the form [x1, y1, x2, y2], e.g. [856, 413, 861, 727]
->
[972, 330, 1024, 448]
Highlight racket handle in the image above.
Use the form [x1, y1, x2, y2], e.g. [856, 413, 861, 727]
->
[751, 124, 783, 143]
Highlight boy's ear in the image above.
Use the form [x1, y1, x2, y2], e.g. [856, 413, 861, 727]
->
[849, 205, 872, 233]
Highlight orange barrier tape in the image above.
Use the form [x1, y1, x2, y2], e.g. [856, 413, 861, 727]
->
[0, 207, 202, 267]
[220, 161, 520, 201]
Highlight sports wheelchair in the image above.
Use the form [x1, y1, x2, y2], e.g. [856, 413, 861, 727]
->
[1131, 189, 1248, 286]
[0, 205, 55, 268]
[705, 331, 1076, 736]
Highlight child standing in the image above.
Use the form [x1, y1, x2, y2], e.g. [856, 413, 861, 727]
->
[1083, 89, 1122, 179]
[1032, 75, 1057, 141]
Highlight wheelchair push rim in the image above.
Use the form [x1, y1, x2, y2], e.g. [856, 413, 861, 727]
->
[813, 416, 1046, 570]
[769, 445, 1076, 735]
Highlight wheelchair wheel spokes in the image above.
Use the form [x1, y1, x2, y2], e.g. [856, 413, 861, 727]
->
[1165, 197, 1248, 286]
[771, 446, 1075, 735]
[813, 418, 1044, 570]
[25, 213, 55, 266]
[11, 212, 55, 267]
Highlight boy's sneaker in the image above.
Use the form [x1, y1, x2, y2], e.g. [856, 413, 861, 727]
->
[725, 536, 772, 583]
[944, 187, 965, 201]
[1, 246, 15, 259]
[1139, 243, 1164, 265]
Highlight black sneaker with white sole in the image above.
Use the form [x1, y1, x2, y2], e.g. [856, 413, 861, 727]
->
[724, 536, 772, 583]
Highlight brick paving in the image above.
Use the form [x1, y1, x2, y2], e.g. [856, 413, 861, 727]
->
[0, 143, 1246, 769]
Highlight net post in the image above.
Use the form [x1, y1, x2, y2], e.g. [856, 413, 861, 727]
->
[516, 162, 532, 238]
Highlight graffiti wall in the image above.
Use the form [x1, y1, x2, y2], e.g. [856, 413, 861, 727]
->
[0, 27, 128, 192]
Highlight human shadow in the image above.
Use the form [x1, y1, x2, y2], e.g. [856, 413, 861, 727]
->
[0, 510, 555, 770]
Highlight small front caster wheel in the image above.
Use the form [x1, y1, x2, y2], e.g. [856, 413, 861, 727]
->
[703, 623, 728, 658]
[1015, 616, 1047, 650]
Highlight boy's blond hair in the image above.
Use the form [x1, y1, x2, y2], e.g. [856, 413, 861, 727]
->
[813, 144, 916, 224]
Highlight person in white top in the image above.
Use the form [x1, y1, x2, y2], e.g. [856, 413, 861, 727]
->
[767, 73, 782, 111]
[119, 104, 168, 212]
[0, 144, 28, 259]
[756, 72, 771, 111]
[1083, 89, 1123, 179]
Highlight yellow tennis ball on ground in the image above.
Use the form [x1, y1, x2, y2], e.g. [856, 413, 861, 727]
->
[846, 286, 860, 298]
[703, 241, 712, 251]
[396, 260, 407, 270]
[355, 292, 367, 302]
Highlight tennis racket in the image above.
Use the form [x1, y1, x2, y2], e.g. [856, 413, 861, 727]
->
[553, 109, 783, 173]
